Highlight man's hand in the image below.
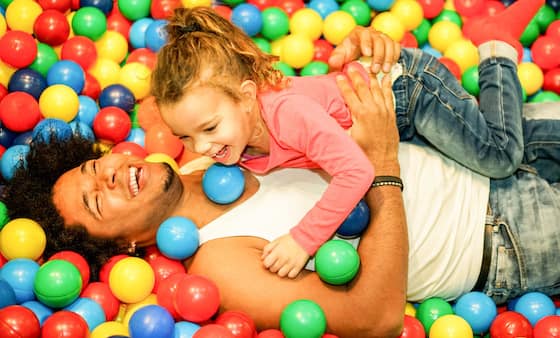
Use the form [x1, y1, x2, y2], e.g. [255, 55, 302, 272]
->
[328, 26, 401, 74]
[262, 234, 310, 278]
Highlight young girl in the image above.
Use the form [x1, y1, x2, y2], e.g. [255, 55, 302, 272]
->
[151, 0, 543, 279]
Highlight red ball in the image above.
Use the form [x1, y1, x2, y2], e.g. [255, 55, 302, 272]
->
[0, 252, 7, 269]
[480, 0, 505, 17]
[174, 274, 221, 323]
[453, 0, 485, 17]
[156, 272, 187, 320]
[80, 282, 121, 321]
[398, 315, 426, 338]
[61, 36, 98, 71]
[534, 315, 560, 337]
[543, 68, 560, 94]
[193, 324, 235, 338]
[144, 123, 184, 159]
[111, 141, 148, 158]
[400, 31, 419, 49]
[49, 250, 90, 291]
[0, 84, 7, 102]
[33, 10, 70, 47]
[546, 20, 560, 41]
[215, 310, 257, 338]
[531, 35, 560, 71]
[37, 0, 72, 12]
[0, 92, 42, 132]
[41, 311, 89, 338]
[0, 31, 38, 68]
[0, 305, 41, 338]
[417, 0, 444, 19]
[98, 254, 128, 283]
[93, 106, 132, 144]
[82, 72, 102, 100]
[490, 311, 533, 338]
[107, 6, 132, 40]
[150, 0, 182, 19]
[213, 5, 232, 20]
[149, 255, 186, 293]
[247, 0, 278, 11]
[313, 39, 334, 63]
[278, 0, 305, 16]
[257, 329, 284, 337]
[144, 245, 164, 263]
[127, 48, 157, 70]
[438, 56, 462, 80]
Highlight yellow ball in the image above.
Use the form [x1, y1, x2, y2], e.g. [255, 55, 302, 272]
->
[89, 57, 121, 90]
[371, 11, 405, 43]
[0, 15, 6, 37]
[290, 8, 323, 41]
[270, 35, 286, 57]
[122, 294, 159, 327]
[91, 321, 129, 338]
[109, 257, 155, 304]
[428, 20, 463, 53]
[119, 62, 152, 101]
[443, 39, 479, 73]
[429, 314, 474, 338]
[517, 62, 544, 96]
[66, 11, 75, 38]
[39, 84, 79, 122]
[0, 218, 46, 260]
[95, 31, 129, 64]
[0, 60, 16, 87]
[145, 153, 180, 174]
[323, 10, 357, 46]
[181, 0, 211, 8]
[390, 0, 424, 31]
[405, 302, 416, 317]
[5, 0, 42, 33]
[280, 33, 315, 69]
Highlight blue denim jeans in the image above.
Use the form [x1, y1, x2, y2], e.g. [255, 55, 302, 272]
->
[393, 48, 523, 178]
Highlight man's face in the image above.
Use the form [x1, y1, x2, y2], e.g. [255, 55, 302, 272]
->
[52, 153, 184, 243]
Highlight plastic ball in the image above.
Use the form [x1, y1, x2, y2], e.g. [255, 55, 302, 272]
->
[34, 259, 83, 308]
[231, 3, 262, 37]
[0, 218, 45, 260]
[156, 216, 200, 260]
[0, 144, 29, 180]
[533, 315, 560, 337]
[0, 305, 41, 338]
[32, 118, 73, 143]
[202, 163, 246, 204]
[428, 20, 463, 53]
[399, 315, 426, 338]
[12, 131, 34, 146]
[41, 310, 89, 338]
[543, 68, 560, 94]
[144, 123, 183, 159]
[323, 10, 357, 46]
[145, 19, 168, 53]
[413, 18, 432, 47]
[93, 106, 131, 144]
[8, 68, 48, 101]
[280, 299, 326, 338]
[530, 90, 560, 103]
[314, 239, 360, 285]
[174, 320, 201, 337]
[531, 35, 560, 71]
[81, 282, 121, 321]
[289, 8, 323, 41]
[461, 65, 479, 96]
[174, 274, 220, 322]
[0, 30, 37, 69]
[339, 0, 369, 27]
[99, 84, 136, 112]
[149, 255, 186, 294]
[65, 297, 106, 332]
[20, 300, 53, 325]
[366, 0, 394, 11]
[49, 250, 90, 291]
[490, 311, 533, 337]
[416, 297, 454, 334]
[429, 314, 473, 338]
[0, 201, 9, 230]
[514, 291, 556, 326]
[0, 258, 40, 304]
[300, 61, 329, 76]
[98, 254, 128, 283]
[156, 272, 186, 320]
[260, 7, 289, 41]
[72, 6, 107, 41]
[518, 62, 545, 96]
[5, 0, 42, 33]
[336, 199, 370, 238]
[89, 57, 121, 90]
[33, 9, 70, 47]
[126, 48, 157, 70]
[280, 33, 315, 69]
[109, 257, 155, 304]
[215, 310, 257, 338]
[150, 0, 181, 19]
[193, 324, 235, 338]
[417, 0, 444, 19]
[119, 61, 152, 100]
[307, 0, 338, 19]
[313, 39, 334, 63]
[0, 91, 42, 132]
[454, 291, 497, 334]
[111, 141, 148, 158]
[61, 36, 98, 71]
[129, 17, 153, 49]
[47, 60, 86, 94]
[520, 21, 541, 48]
[95, 30, 128, 64]
[437, 56, 461, 80]
[433, 9, 463, 26]
[145, 152, 180, 173]
[39, 84, 80, 121]
[129, 304, 175, 338]
[443, 39, 479, 74]
[118, 0, 152, 21]
[371, 11, 405, 43]
[90, 321, 129, 338]
[453, 0, 484, 17]
[390, 0, 424, 31]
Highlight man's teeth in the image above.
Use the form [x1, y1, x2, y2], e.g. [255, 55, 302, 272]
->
[129, 167, 139, 196]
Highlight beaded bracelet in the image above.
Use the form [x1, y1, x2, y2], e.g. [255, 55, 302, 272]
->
[370, 176, 404, 191]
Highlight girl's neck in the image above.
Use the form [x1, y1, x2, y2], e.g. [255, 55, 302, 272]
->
[246, 101, 269, 154]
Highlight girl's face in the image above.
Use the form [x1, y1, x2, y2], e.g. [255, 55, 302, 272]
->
[160, 84, 258, 165]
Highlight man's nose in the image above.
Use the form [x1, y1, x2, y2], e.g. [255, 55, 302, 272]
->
[99, 166, 117, 189]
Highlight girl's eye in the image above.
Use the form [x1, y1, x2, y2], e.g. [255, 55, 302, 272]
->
[179, 135, 190, 140]
[204, 125, 216, 132]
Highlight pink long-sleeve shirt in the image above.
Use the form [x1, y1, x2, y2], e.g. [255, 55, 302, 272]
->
[239, 73, 375, 255]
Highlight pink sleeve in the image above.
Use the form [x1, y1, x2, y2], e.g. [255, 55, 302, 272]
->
[268, 97, 375, 255]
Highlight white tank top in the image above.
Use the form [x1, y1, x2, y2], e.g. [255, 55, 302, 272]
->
[194, 142, 489, 302]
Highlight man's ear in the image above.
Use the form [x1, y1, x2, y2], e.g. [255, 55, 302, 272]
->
[240, 80, 257, 100]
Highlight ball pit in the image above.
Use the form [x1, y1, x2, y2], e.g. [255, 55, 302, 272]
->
[0, 0, 558, 336]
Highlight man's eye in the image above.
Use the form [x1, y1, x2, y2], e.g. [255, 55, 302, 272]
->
[92, 160, 97, 174]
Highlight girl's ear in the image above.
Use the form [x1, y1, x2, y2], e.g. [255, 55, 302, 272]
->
[240, 80, 257, 100]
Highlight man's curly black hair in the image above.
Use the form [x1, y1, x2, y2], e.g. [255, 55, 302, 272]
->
[1, 135, 131, 280]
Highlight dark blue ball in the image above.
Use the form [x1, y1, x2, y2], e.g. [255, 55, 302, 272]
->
[98, 84, 136, 112]
[8, 68, 47, 100]
[0, 123, 18, 148]
[80, 0, 113, 14]
[336, 199, 370, 238]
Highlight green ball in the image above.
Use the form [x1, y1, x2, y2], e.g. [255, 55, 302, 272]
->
[341, 0, 372, 27]
[412, 19, 431, 47]
[534, 5, 556, 34]
[530, 91, 560, 103]
[0, 201, 9, 231]
[274, 61, 296, 76]
[72, 6, 108, 41]
[253, 37, 272, 54]
[461, 65, 479, 97]
[260, 7, 290, 41]
[520, 21, 540, 47]
[300, 61, 329, 76]
[221, 0, 245, 6]
[29, 43, 59, 77]
[280, 299, 326, 338]
[118, 0, 151, 21]
[130, 104, 140, 128]
[416, 297, 454, 335]
[33, 259, 82, 308]
[432, 9, 463, 27]
[314, 239, 360, 285]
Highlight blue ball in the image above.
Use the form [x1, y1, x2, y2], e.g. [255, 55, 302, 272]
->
[70, 121, 96, 141]
[32, 118, 73, 144]
[46, 60, 86, 94]
[0, 144, 30, 181]
[366, 0, 395, 11]
[98, 84, 136, 112]
[156, 216, 200, 260]
[0, 123, 18, 148]
[8, 68, 47, 100]
[129, 305, 175, 338]
[202, 163, 246, 204]
[21, 300, 54, 325]
[454, 291, 497, 334]
[0, 258, 40, 304]
[80, 0, 113, 14]
[0, 279, 17, 309]
[308, 0, 339, 19]
[145, 19, 169, 53]
[336, 199, 370, 238]
[126, 128, 145, 147]
[11, 131, 34, 146]
[76, 95, 100, 127]
[129, 18, 154, 49]
[65, 297, 107, 332]
[514, 292, 556, 326]
[174, 321, 201, 337]
[231, 3, 263, 37]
